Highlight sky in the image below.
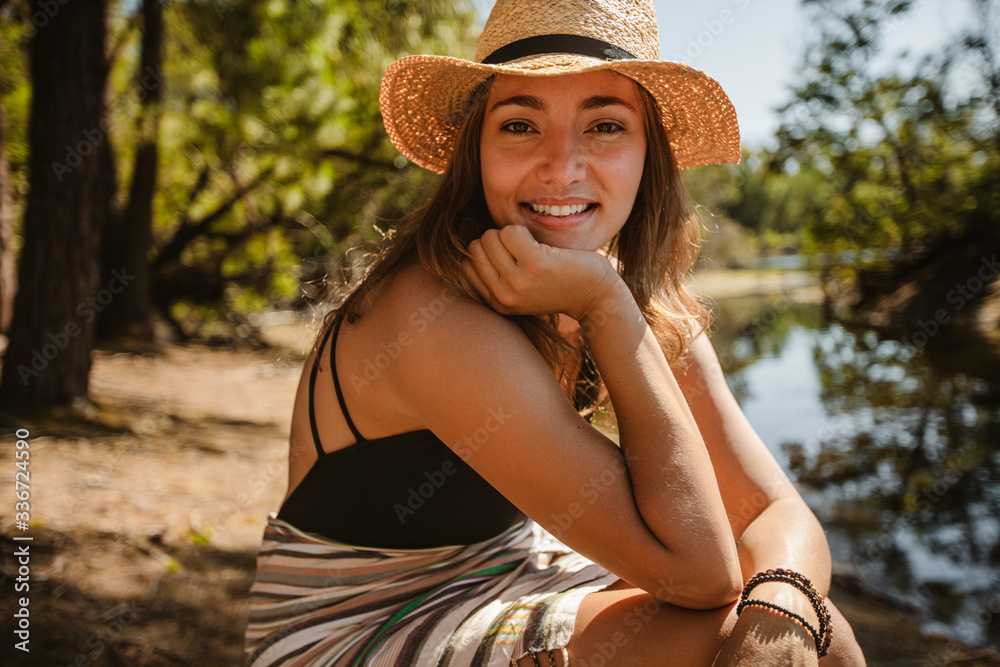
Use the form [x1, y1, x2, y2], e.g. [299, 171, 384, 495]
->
[469, 0, 976, 149]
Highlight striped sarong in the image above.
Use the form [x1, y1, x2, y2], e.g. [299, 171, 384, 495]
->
[245, 515, 620, 666]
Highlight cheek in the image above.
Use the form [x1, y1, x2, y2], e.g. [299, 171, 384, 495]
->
[626, 141, 647, 200]
[480, 148, 517, 222]
[603, 146, 646, 209]
[480, 164, 501, 221]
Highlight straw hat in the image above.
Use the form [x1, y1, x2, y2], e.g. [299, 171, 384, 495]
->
[379, 0, 741, 173]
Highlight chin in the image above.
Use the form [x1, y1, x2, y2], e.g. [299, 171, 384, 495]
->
[563, 241, 603, 252]
[536, 232, 606, 253]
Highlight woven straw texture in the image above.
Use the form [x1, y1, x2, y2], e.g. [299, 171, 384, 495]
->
[379, 0, 741, 173]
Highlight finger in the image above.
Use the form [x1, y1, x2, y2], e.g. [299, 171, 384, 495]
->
[479, 228, 520, 279]
[463, 259, 514, 314]
[467, 238, 502, 290]
[462, 260, 491, 302]
[497, 224, 542, 265]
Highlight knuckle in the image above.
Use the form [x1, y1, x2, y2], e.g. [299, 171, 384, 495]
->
[493, 287, 517, 308]
[506, 274, 528, 293]
[519, 254, 542, 273]
[499, 224, 520, 241]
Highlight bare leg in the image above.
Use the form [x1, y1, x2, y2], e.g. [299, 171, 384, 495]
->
[514, 580, 865, 667]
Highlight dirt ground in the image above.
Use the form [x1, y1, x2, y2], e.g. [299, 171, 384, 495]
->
[1, 287, 999, 666]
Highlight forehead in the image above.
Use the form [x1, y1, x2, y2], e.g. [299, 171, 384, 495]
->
[486, 69, 641, 107]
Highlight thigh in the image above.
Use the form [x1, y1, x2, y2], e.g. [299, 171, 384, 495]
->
[559, 581, 863, 667]
[565, 581, 737, 667]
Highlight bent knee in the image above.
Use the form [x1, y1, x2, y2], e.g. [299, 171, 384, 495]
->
[822, 598, 866, 666]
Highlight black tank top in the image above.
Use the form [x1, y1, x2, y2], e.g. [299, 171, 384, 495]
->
[277, 314, 529, 548]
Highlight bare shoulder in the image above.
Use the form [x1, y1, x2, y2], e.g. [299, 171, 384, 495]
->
[373, 261, 542, 380]
[331, 260, 544, 436]
[378, 260, 523, 338]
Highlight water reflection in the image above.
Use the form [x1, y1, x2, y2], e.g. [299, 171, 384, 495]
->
[712, 297, 1000, 648]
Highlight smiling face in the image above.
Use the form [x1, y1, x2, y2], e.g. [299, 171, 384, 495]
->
[479, 70, 648, 251]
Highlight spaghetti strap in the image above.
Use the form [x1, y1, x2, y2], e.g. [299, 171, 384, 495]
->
[307, 319, 335, 458]
[328, 315, 367, 444]
[307, 315, 366, 458]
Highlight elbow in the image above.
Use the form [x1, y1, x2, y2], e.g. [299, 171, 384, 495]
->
[689, 543, 743, 609]
[684, 571, 742, 610]
[718, 557, 745, 607]
[706, 572, 743, 609]
[644, 564, 742, 611]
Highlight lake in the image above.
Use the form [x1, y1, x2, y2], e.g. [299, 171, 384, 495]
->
[709, 293, 1000, 649]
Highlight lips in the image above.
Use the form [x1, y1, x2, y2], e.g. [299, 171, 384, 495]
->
[519, 201, 598, 232]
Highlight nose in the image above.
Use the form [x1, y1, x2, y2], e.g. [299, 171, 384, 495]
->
[535, 127, 586, 186]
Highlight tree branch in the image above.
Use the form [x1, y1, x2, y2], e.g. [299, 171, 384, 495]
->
[153, 165, 273, 268]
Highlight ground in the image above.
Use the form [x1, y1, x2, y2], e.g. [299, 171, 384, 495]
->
[1, 272, 999, 666]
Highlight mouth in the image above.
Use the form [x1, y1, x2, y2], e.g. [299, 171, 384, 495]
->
[522, 202, 598, 218]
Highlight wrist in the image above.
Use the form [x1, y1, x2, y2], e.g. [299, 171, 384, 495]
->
[729, 604, 820, 665]
[738, 569, 833, 658]
[574, 266, 632, 327]
[745, 581, 820, 629]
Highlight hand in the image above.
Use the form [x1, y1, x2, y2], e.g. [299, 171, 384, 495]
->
[463, 225, 618, 321]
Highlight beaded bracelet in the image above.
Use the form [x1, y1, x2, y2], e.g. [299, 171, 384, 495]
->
[743, 568, 832, 650]
[738, 568, 833, 658]
[737, 598, 822, 652]
[741, 569, 832, 657]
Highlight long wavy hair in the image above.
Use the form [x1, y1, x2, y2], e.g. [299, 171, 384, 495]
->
[316, 74, 709, 410]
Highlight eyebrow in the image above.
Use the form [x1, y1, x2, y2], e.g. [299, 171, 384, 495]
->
[580, 95, 636, 111]
[489, 95, 545, 113]
[488, 94, 636, 113]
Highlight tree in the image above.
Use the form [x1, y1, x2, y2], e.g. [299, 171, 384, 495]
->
[0, 0, 112, 405]
[0, 3, 29, 335]
[776, 0, 999, 264]
[0, 0, 480, 404]
[99, 0, 163, 340]
[0, 94, 15, 333]
[143, 0, 476, 341]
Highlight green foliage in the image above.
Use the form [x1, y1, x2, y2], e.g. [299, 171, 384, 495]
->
[684, 153, 833, 266]
[0, 5, 32, 200]
[0, 0, 477, 339]
[144, 0, 477, 335]
[689, 0, 999, 280]
[772, 0, 999, 276]
[1, 0, 479, 341]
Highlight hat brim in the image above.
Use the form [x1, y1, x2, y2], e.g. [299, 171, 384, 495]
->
[379, 53, 741, 173]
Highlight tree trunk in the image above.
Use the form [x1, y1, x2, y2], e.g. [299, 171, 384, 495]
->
[0, 97, 16, 335]
[100, 0, 162, 340]
[0, 0, 109, 406]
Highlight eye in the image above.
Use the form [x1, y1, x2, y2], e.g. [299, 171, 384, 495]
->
[591, 121, 625, 136]
[500, 121, 533, 135]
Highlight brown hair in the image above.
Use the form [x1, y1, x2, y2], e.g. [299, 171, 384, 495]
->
[318, 74, 709, 407]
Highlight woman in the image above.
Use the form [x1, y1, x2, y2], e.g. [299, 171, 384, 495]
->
[245, 1, 866, 665]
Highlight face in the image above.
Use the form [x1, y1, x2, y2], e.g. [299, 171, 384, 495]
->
[479, 70, 647, 252]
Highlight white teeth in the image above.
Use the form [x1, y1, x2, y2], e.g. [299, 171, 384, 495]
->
[528, 203, 589, 217]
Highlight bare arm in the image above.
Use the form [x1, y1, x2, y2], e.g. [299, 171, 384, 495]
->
[673, 332, 831, 589]
[450, 224, 741, 607]
[674, 331, 834, 663]
[578, 277, 742, 605]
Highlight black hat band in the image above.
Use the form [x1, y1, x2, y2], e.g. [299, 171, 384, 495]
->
[481, 34, 637, 65]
